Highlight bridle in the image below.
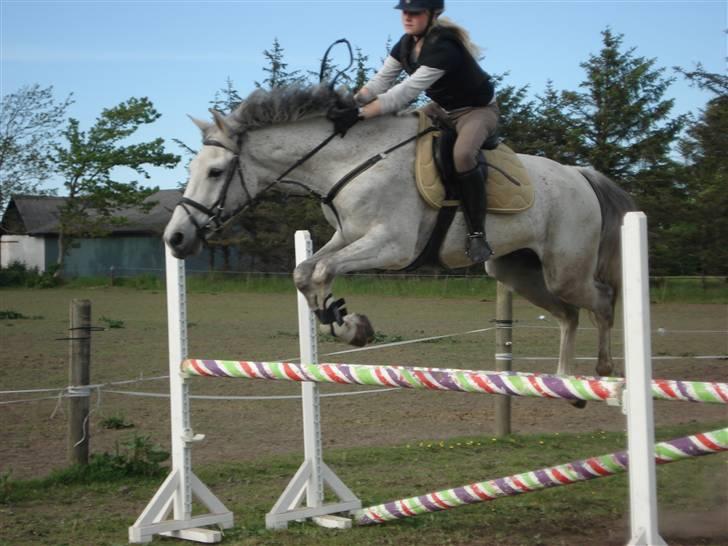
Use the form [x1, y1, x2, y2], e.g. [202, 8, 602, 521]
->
[175, 38, 365, 243]
[173, 40, 440, 244]
[177, 137, 250, 240]
[174, 122, 436, 245]
[175, 131, 341, 243]
[176, 38, 357, 243]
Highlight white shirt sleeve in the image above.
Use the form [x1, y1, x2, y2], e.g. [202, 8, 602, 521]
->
[362, 55, 404, 97]
[376, 65, 446, 114]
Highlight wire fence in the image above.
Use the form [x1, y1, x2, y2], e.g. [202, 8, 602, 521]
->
[3, 321, 725, 408]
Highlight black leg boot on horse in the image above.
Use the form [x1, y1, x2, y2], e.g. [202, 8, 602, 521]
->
[456, 165, 493, 263]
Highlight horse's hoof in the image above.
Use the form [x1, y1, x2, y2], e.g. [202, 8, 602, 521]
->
[348, 314, 374, 347]
[332, 313, 375, 347]
[570, 399, 587, 409]
[596, 362, 614, 377]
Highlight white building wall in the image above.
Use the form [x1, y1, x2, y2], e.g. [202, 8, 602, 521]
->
[0, 235, 47, 272]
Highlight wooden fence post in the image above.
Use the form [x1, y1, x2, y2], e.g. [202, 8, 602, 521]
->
[494, 282, 512, 436]
[68, 299, 91, 466]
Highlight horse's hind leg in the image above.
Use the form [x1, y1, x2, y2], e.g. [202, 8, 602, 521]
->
[541, 257, 617, 377]
[487, 251, 580, 376]
[592, 280, 617, 376]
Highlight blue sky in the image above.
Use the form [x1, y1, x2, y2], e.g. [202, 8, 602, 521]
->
[1, 0, 726, 191]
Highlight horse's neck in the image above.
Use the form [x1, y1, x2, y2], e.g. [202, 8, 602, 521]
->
[246, 115, 416, 197]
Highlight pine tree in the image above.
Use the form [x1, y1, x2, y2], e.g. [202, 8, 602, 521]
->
[563, 28, 685, 182]
[490, 73, 537, 150]
[255, 38, 304, 89]
[523, 81, 583, 164]
[353, 47, 372, 91]
[675, 65, 728, 274]
[210, 77, 244, 114]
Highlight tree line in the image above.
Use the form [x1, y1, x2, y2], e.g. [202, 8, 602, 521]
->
[1, 28, 725, 276]
[0, 90, 179, 274]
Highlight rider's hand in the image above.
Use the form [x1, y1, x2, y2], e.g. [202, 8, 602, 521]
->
[327, 105, 362, 137]
[354, 88, 374, 106]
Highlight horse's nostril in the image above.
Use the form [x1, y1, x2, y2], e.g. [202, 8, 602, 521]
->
[169, 232, 184, 248]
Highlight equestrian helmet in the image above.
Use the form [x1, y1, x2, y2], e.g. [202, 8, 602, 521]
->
[394, 0, 444, 13]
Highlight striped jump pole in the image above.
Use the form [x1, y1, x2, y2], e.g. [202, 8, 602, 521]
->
[353, 427, 728, 525]
[181, 360, 728, 406]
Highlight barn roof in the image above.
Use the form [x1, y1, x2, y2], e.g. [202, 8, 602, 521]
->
[1, 190, 182, 236]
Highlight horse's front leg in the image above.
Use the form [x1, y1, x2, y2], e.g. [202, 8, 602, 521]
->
[293, 229, 411, 347]
[555, 313, 579, 376]
[293, 231, 347, 310]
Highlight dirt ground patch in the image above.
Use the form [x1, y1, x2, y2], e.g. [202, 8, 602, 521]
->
[0, 287, 726, 544]
[1, 288, 725, 475]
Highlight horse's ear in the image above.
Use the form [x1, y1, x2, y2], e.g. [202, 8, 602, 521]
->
[188, 115, 210, 133]
[209, 108, 231, 136]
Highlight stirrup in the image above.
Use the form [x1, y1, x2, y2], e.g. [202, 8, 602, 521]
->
[466, 233, 493, 263]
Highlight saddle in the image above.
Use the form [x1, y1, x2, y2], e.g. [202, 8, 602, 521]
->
[414, 111, 534, 212]
[403, 111, 534, 271]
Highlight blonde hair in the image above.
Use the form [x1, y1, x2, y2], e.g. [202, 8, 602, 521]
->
[431, 16, 482, 60]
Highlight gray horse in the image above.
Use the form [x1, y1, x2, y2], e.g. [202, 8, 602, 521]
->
[164, 84, 635, 378]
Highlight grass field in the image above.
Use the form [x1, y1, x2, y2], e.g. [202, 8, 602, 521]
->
[0, 281, 726, 545]
[64, 272, 728, 303]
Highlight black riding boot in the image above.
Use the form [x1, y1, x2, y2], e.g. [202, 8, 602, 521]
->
[456, 165, 493, 263]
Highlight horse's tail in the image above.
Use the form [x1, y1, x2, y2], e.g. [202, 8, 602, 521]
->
[577, 167, 637, 307]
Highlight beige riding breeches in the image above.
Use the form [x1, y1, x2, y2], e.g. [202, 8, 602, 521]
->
[449, 102, 500, 173]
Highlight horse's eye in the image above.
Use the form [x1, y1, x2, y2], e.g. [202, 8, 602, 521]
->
[208, 168, 224, 179]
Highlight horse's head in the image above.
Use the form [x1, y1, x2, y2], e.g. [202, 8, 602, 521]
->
[165, 84, 355, 258]
[164, 110, 252, 258]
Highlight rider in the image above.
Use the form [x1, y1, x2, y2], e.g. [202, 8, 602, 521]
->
[351, 0, 498, 262]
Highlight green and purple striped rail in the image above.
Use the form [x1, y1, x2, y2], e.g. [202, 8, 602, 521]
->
[353, 427, 728, 525]
[181, 360, 728, 405]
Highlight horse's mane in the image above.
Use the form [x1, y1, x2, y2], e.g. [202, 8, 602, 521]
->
[227, 83, 354, 133]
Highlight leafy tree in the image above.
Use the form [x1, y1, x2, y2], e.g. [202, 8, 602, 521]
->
[255, 38, 304, 89]
[562, 29, 685, 183]
[0, 84, 73, 210]
[51, 97, 180, 274]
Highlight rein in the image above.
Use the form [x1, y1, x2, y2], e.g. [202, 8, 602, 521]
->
[317, 125, 437, 228]
[178, 125, 438, 241]
[176, 131, 337, 240]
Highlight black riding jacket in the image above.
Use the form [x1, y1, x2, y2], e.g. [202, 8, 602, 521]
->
[391, 26, 495, 110]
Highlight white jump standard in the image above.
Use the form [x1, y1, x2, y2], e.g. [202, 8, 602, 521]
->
[128, 252, 233, 544]
[130, 215, 725, 545]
